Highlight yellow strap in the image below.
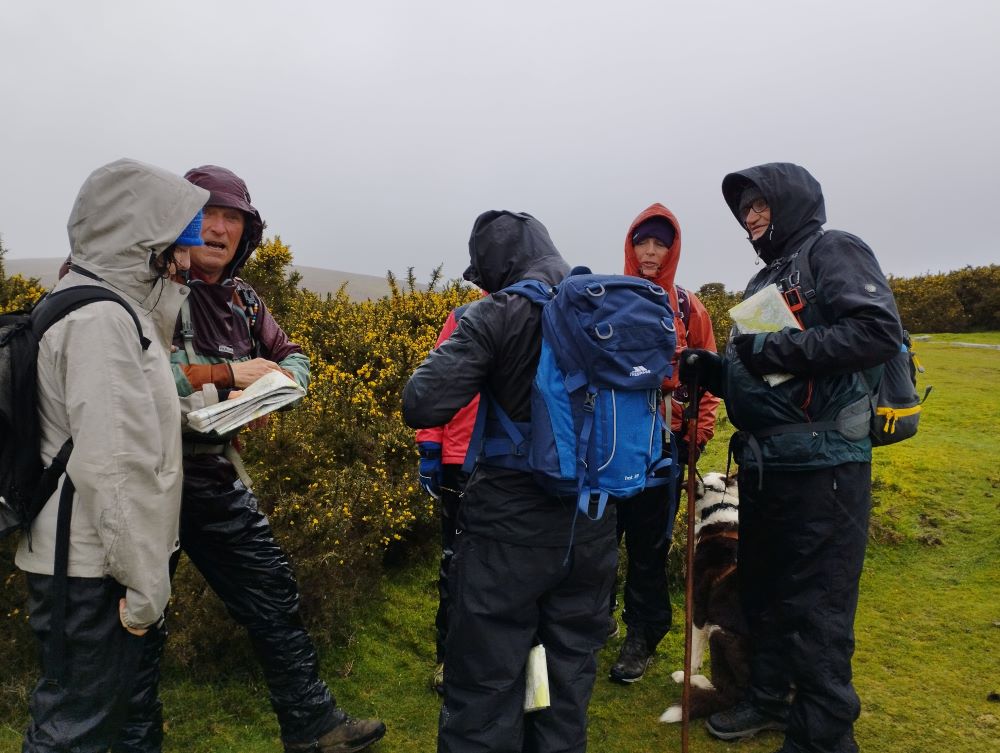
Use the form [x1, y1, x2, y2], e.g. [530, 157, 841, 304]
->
[877, 405, 922, 433]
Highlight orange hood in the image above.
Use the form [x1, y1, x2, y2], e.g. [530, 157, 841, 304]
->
[623, 203, 682, 312]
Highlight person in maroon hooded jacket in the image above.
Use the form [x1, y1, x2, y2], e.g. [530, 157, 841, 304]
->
[113, 166, 385, 753]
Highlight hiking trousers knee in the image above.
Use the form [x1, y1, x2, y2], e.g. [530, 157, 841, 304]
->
[438, 532, 616, 753]
[738, 462, 870, 753]
[22, 574, 148, 753]
[115, 479, 338, 750]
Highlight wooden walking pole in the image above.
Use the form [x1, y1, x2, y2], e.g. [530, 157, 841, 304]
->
[681, 355, 702, 753]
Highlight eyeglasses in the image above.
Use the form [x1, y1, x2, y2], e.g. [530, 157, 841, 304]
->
[740, 198, 768, 217]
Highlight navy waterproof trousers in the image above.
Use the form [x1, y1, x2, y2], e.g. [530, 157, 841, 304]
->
[438, 532, 616, 753]
[22, 575, 150, 753]
[738, 462, 870, 753]
[113, 479, 338, 751]
[435, 465, 467, 664]
[609, 476, 681, 650]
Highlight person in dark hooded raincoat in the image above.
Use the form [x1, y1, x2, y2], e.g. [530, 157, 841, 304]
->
[403, 211, 617, 753]
[114, 165, 385, 753]
[681, 163, 903, 753]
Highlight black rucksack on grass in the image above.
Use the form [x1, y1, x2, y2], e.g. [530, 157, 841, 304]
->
[0, 285, 149, 540]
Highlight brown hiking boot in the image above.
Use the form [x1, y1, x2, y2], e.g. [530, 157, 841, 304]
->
[284, 714, 386, 753]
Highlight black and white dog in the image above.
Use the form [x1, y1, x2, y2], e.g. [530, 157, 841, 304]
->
[660, 472, 749, 723]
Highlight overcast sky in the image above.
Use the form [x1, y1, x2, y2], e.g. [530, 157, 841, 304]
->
[1, 1, 996, 291]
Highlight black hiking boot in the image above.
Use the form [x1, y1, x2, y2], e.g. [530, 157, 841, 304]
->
[609, 631, 652, 683]
[284, 713, 387, 752]
[705, 700, 788, 740]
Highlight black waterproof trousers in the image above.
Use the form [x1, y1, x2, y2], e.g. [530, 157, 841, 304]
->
[435, 465, 467, 663]
[113, 479, 338, 751]
[22, 575, 150, 753]
[609, 476, 681, 650]
[438, 532, 616, 753]
[738, 462, 870, 753]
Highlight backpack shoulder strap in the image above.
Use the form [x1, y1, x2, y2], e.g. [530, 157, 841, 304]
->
[786, 230, 825, 306]
[33, 286, 150, 351]
[502, 279, 555, 306]
[179, 296, 198, 363]
[675, 285, 692, 329]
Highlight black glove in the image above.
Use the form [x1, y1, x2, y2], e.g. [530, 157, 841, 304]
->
[674, 436, 705, 464]
[731, 333, 765, 376]
[679, 348, 724, 396]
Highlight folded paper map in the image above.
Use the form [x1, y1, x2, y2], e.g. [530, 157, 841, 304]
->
[728, 284, 801, 387]
[186, 370, 305, 435]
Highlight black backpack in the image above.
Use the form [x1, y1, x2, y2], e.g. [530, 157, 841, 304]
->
[1, 285, 149, 680]
[1, 285, 149, 538]
[777, 232, 930, 446]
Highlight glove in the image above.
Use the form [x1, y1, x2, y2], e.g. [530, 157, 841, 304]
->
[731, 333, 765, 376]
[417, 442, 443, 499]
[675, 437, 705, 464]
[679, 349, 724, 396]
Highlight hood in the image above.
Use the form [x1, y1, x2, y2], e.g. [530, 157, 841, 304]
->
[67, 158, 209, 303]
[184, 164, 265, 278]
[623, 203, 682, 310]
[464, 211, 569, 292]
[721, 162, 826, 263]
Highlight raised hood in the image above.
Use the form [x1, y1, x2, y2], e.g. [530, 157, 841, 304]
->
[67, 158, 208, 303]
[623, 203, 682, 311]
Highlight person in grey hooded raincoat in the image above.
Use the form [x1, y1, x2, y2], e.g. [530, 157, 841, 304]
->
[681, 162, 903, 753]
[403, 211, 617, 753]
[16, 158, 207, 753]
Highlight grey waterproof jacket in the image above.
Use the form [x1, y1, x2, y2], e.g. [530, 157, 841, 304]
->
[16, 159, 208, 629]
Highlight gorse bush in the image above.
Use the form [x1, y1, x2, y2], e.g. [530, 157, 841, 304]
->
[694, 282, 741, 351]
[0, 240, 45, 314]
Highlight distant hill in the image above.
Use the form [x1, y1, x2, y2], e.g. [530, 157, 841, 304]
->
[4, 258, 401, 301]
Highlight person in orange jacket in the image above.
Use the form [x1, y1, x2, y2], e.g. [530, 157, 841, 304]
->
[608, 203, 721, 683]
[414, 303, 481, 695]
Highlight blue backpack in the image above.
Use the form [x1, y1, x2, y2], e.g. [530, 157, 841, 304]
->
[465, 272, 678, 520]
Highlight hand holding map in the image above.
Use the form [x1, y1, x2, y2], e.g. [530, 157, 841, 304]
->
[728, 284, 801, 387]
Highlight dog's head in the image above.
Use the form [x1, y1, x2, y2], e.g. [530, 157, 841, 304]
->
[693, 472, 739, 536]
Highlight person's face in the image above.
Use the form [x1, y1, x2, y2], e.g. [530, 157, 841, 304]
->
[170, 246, 192, 275]
[744, 199, 771, 241]
[191, 205, 245, 279]
[633, 237, 670, 278]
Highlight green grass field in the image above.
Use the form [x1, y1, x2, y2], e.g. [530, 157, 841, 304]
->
[2, 336, 998, 752]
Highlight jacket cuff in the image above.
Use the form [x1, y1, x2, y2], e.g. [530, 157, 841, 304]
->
[181, 363, 235, 389]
